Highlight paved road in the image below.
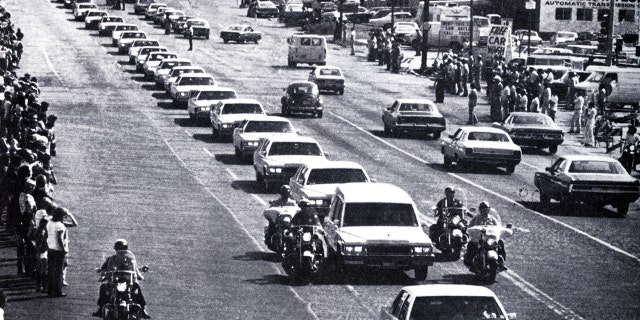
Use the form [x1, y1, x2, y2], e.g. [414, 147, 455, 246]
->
[1, 0, 639, 319]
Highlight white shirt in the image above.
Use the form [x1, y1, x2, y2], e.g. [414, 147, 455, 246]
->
[46, 221, 67, 252]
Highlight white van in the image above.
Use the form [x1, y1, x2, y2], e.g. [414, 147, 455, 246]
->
[575, 67, 640, 109]
[287, 35, 327, 68]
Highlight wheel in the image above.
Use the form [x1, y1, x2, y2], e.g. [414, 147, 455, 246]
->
[288, 61, 297, 68]
[617, 202, 630, 216]
[234, 147, 242, 159]
[505, 165, 516, 174]
[238, 38, 245, 44]
[189, 113, 195, 120]
[206, 35, 209, 40]
[384, 124, 392, 135]
[483, 260, 498, 284]
[223, 39, 229, 43]
[316, 111, 323, 118]
[548, 144, 558, 154]
[212, 127, 221, 141]
[414, 266, 429, 281]
[338, 88, 344, 95]
[443, 155, 452, 168]
[432, 131, 441, 139]
[539, 191, 551, 210]
[254, 40, 259, 44]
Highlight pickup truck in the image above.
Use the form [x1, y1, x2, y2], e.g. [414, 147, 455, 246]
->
[323, 183, 434, 281]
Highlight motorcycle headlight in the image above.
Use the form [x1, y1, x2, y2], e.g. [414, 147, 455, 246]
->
[486, 238, 497, 247]
[302, 232, 312, 242]
[451, 215, 461, 225]
[116, 282, 128, 292]
[630, 145, 635, 151]
[282, 216, 291, 223]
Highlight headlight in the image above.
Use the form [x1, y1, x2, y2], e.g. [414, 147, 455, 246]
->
[344, 245, 363, 254]
[302, 232, 312, 242]
[308, 199, 323, 206]
[451, 215, 461, 225]
[197, 106, 210, 112]
[242, 141, 259, 148]
[119, 43, 126, 47]
[100, 26, 105, 30]
[414, 246, 432, 254]
[486, 238, 496, 247]
[222, 123, 232, 129]
[268, 167, 282, 173]
[282, 216, 291, 223]
[178, 92, 189, 97]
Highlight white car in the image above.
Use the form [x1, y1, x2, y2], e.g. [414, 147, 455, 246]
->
[111, 24, 140, 46]
[142, 51, 178, 76]
[392, 22, 420, 45]
[233, 116, 297, 160]
[163, 66, 205, 92]
[187, 86, 237, 121]
[98, 17, 124, 36]
[513, 29, 543, 46]
[380, 284, 516, 320]
[127, 40, 160, 63]
[289, 160, 371, 217]
[135, 47, 168, 70]
[210, 99, 267, 140]
[116, 31, 147, 54]
[308, 65, 345, 95]
[73, 3, 98, 21]
[152, 58, 193, 87]
[170, 73, 217, 107]
[84, 10, 108, 29]
[145, 3, 168, 20]
[551, 31, 578, 45]
[369, 11, 414, 29]
[253, 135, 327, 190]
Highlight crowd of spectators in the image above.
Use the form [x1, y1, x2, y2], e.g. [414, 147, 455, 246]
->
[0, 3, 77, 301]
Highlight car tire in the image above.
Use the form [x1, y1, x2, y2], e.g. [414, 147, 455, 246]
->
[384, 123, 392, 136]
[539, 191, 551, 211]
[212, 126, 221, 141]
[206, 35, 210, 40]
[316, 111, 323, 118]
[223, 39, 229, 43]
[433, 131, 441, 139]
[414, 266, 428, 281]
[338, 88, 344, 95]
[235, 147, 242, 160]
[505, 165, 516, 174]
[548, 144, 558, 154]
[617, 202, 630, 216]
[254, 40, 259, 44]
[443, 155, 452, 168]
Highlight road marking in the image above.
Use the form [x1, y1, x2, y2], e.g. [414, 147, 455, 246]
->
[42, 46, 63, 83]
[520, 161, 544, 171]
[184, 129, 192, 137]
[158, 133, 320, 320]
[329, 111, 639, 263]
[225, 168, 238, 180]
[202, 147, 214, 157]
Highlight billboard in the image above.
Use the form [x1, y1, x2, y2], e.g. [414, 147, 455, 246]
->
[487, 25, 513, 61]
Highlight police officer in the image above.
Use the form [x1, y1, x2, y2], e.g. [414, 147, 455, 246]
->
[429, 186, 463, 243]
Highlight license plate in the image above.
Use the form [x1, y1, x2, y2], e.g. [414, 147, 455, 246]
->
[382, 261, 395, 267]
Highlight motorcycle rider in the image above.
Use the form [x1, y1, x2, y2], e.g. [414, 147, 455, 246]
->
[429, 186, 464, 244]
[264, 185, 297, 237]
[463, 202, 506, 271]
[290, 200, 321, 227]
[620, 125, 640, 166]
[93, 239, 150, 319]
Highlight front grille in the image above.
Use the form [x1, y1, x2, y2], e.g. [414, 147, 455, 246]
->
[367, 245, 413, 255]
[474, 148, 513, 155]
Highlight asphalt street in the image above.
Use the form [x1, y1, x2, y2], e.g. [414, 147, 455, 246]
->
[0, 0, 638, 319]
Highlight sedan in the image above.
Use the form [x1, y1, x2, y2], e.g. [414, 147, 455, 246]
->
[281, 81, 323, 118]
[170, 73, 217, 107]
[534, 155, 640, 216]
[493, 112, 563, 154]
[184, 18, 211, 39]
[308, 66, 345, 95]
[369, 11, 414, 29]
[220, 25, 262, 44]
[84, 10, 108, 30]
[187, 86, 238, 121]
[513, 29, 543, 46]
[382, 99, 446, 138]
[441, 126, 522, 174]
[232, 116, 297, 160]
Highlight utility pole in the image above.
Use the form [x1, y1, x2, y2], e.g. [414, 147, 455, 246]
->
[420, 0, 430, 72]
[605, 0, 615, 66]
[469, 0, 474, 56]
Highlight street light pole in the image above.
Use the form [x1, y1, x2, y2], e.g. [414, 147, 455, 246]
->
[469, 0, 473, 57]
[605, 0, 615, 66]
[420, 0, 430, 72]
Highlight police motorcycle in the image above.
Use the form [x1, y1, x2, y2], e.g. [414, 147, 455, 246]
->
[619, 141, 639, 173]
[430, 187, 469, 260]
[95, 266, 149, 320]
[281, 201, 325, 284]
[263, 187, 301, 255]
[465, 204, 512, 284]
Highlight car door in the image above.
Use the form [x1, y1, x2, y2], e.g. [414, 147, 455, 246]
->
[383, 101, 399, 127]
[446, 128, 465, 158]
[289, 166, 308, 201]
[323, 196, 344, 251]
[541, 158, 568, 197]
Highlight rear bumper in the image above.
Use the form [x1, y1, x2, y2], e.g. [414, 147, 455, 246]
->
[394, 123, 445, 133]
[459, 155, 521, 167]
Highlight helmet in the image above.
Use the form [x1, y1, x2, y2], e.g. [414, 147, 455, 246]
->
[479, 201, 490, 211]
[279, 185, 291, 196]
[114, 239, 128, 251]
[444, 186, 455, 194]
[298, 199, 310, 208]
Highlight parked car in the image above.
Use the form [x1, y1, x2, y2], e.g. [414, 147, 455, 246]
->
[441, 126, 522, 174]
[152, 6, 172, 25]
[170, 73, 217, 107]
[135, 47, 168, 71]
[220, 25, 262, 44]
[116, 31, 147, 53]
[322, 183, 434, 281]
[127, 40, 160, 64]
[111, 24, 140, 46]
[210, 99, 267, 141]
[73, 2, 98, 21]
[534, 155, 640, 216]
[97, 17, 124, 36]
[382, 99, 446, 138]
[308, 66, 345, 95]
[369, 11, 414, 29]
[281, 81, 323, 118]
[84, 10, 108, 30]
[134, 0, 155, 14]
[162, 66, 205, 92]
[379, 284, 516, 320]
[232, 116, 297, 160]
[153, 58, 194, 87]
[253, 136, 327, 190]
[551, 31, 578, 45]
[187, 86, 238, 121]
[392, 22, 420, 45]
[142, 51, 178, 76]
[145, 3, 167, 20]
[289, 161, 371, 217]
[513, 29, 543, 46]
[282, 2, 307, 25]
[492, 112, 564, 154]
[249, 0, 279, 18]
[183, 18, 210, 39]
[172, 15, 196, 34]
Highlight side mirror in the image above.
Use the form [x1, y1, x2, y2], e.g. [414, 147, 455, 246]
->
[448, 134, 455, 139]
[545, 167, 554, 173]
[140, 266, 149, 273]
[332, 219, 340, 225]
[507, 312, 517, 320]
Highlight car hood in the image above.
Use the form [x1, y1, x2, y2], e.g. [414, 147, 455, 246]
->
[217, 113, 266, 123]
[463, 141, 519, 150]
[263, 155, 326, 166]
[175, 84, 216, 92]
[237, 132, 297, 141]
[569, 173, 638, 183]
[337, 226, 431, 244]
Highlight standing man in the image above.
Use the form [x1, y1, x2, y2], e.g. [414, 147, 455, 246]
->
[350, 25, 355, 56]
[467, 84, 478, 125]
[570, 91, 585, 134]
[46, 207, 68, 297]
[460, 59, 469, 97]
[120, 0, 125, 10]
[187, 22, 193, 51]
[474, 54, 483, 93]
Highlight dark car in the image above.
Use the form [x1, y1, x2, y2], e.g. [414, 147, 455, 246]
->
[281, 81, 323, 118]
[493, 112, 564, 154]
[134, 0, 155, 14]
[220, 25, 262, 44]
[534, 155, 639, 216]
[382, 99, 446, 138]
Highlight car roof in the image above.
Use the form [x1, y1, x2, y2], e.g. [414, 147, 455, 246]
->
[302, 160, 364, 170]
[558, 154, 620, 162]
[197, 86, 234, 92]
[178, 72, 213, 78]
[288, 81, 317, 87]
[459, 126, 508, 134]
[396, 98, 436, 104]
[161, 58, 192, 63]
[171, 66, 204, 70]
[336, 183, 413, 204]
[187, 18, 208, 23]
[263, 135, 318, 143]
[401, 284, 498, 297]
[220, 98, 263, 105]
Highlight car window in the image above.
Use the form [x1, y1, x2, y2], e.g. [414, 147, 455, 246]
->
[399, 103, 432, 112]
[319, 68, 341, 76]
[467, 132, 510, 142]
[291, 85, 315, 94]
[568, 160, 626, 174]
[398, 297, 411, 320]
[268, 142, 322, 156]
[511, 115, 549, 125]
[327, 197, 344, 223]
[343, 203, 417, 227]
[244, 121, 292, 133]
[306, 169, 368, 185]
[221, 103, 263, 114]
[300, 38, 311, 46]
[229, 25, 243, 31]
[390, 291, 409, 317]
[179, 76, 215, 86]
[410, 296, 504, 319]
[311, 38, 323, 46]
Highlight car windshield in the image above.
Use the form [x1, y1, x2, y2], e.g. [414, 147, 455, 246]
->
[399, 103, 433, 112]
[162, 61, 191, 69]
[198, 91, 237, 100]
[568, 160, 627, 174]
[104, 17, 122, 22]
[244, 121, 292, 133]
[123, 33, 145, 39]
[343, 203, 417, 227]
[221, 104, 262, 114]
[179, 77, 214, 86]
[586, 71, 604, 83]
[290, 84, 318, 95]
[189, 20, 207, 26]
[172, 69, 203, 76]
[306, 169, 368, 185]
[409, 296, 504, 320]
[509, 114, 550, 126]
[467, 132, 510, 142]
[268, 142, 322, 156]
[228, 25, 243, 31]
[319, 68, 342, 76]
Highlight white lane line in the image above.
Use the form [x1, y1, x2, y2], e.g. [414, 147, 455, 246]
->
[42, 46, 63, 83]
[520, 161, 544, 170]
[160, 135, 320, 320]
[329, 111, 639, 263]
[202, 147, 213, 157]
[184, 129, 192, 137]
[225, 168, 238, 180]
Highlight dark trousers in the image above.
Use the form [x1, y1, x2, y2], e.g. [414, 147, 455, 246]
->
[188, 35, 193, 50]
[48, 249, 66, 296]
